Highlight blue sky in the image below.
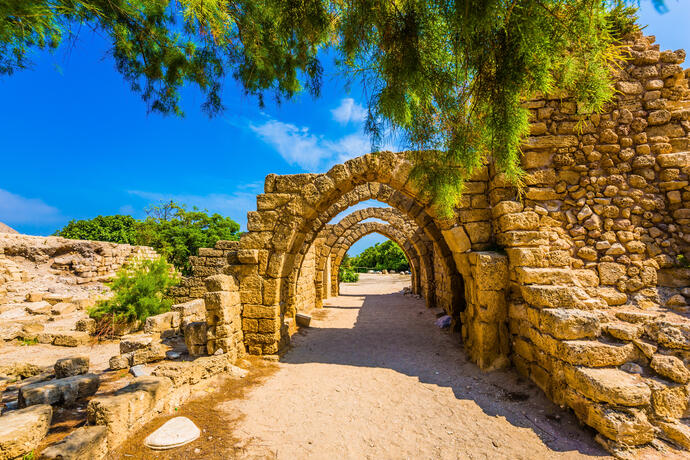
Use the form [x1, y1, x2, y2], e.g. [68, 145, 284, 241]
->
[1, 1, 688, 255]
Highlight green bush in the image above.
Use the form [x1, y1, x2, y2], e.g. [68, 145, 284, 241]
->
[54, 215, 138, 244]
[339, 265, 360, 283]
[89, 258, 179, 325]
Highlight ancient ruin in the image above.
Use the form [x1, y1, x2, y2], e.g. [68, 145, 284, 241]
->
[2, 30, 690, 458]
[171, 32, 690, 451]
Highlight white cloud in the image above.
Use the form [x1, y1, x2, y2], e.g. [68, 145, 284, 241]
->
[331, 98, 367, 125]
[249, 120, 331, 170]
[128, 184, 263, 230]
[0, 189, 62, 224]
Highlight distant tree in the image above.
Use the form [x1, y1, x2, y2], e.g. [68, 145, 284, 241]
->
[1, 1, 651, 215]
[136, 201, 241, 274]
[54, 201, 241, 273]
[54, 214, 138, 244]
[350, 240, 409, 272]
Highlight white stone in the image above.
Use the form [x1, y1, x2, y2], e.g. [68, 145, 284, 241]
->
[144, 416, 200, 450]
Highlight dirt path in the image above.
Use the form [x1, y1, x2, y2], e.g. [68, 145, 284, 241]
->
[219, 274, 612, 459]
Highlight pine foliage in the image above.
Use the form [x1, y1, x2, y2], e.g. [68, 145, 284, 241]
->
[2, 1, 645, 213]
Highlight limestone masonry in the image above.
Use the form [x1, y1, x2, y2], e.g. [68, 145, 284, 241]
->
[172, 32, 690, 452]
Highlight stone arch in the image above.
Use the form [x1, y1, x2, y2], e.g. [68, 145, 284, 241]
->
[238, 151, 495, 356]
[314, 206, 433, 300]
[328, 221, 421, 290]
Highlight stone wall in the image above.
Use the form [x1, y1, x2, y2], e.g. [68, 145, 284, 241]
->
[294, 243, 317, 315]
[494, 32, 690, 449]
[0, 233, 158, 285]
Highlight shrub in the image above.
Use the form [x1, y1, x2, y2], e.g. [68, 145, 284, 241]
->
[54, 215, 138, 244]
[89, 258, 179, 326]
[339, 265, 359, 283]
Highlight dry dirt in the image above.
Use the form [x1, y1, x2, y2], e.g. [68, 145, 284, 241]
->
[114, 275, 683, 459]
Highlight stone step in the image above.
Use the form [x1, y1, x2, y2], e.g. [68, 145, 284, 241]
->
[19, 373, 100, 408]
[564, 366, 651, 407]
[39, 426, 107, 460]
[520, 284, 589, 309]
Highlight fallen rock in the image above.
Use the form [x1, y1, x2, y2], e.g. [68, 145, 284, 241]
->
[25, 301, 52, 315]
[19, 374, 100, 408]
[295, 313, 311, 328]
[144, 311, 180, 335]
[130, 365, 151, 377]
[87, 376, 172, 450]
[0, 404, 52, 460]
[38, 426, 107, 460]
[51, 331, 91, 347]
[144, 416, 200, 450]
[120, 334, 154, 354]
[75, 318, 96, 334]
[51, 302, 76, 316]
[54, 356, 90, 379]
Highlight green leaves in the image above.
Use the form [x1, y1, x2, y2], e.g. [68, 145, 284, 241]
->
[54, 201, 241, 274]
[349, 240, 409, 272]
[89, 257, 179, 324]
[2, 1, 643, 215]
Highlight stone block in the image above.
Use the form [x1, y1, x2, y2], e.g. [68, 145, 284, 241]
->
[87, 376, 172, 450]
[295, 313, 311, 327]
[598, 262, 626, 285]
[649, 380, 688, 419]
[441, 227, 471, 253]
[109, 353, 130, 370]
[0, 404, 52, 460]
[130, 344, 167, 366]
[204, 291, 239, 310]
[657, 420, 690, 450]
[54, 356, 89, 379]
[38, 426, 107, 460]
[75, 318, 96, 334]
[539, 309, 600, 340]
[243, 304, 279, 319]
[565, 389, 654, 445]
[471, 252, 508, 291]
[205, 274, 239, 292]
[650, 354, 690, 383]
[143, 312, 180, 334]
[559, 341, 637, 367]
[119, 335, 154, 354]
[25, 301, 52, 315]
[52, 331, 90, 347]
[564, 366, 650, 406]
[184, 322, 208, 357]
[172, 299, 206, 320]
[50, 302, 76, 316]
[520, 285, 588, 309]
[19, 374, 100, 408]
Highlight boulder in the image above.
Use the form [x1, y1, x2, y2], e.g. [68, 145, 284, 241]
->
[0, 404, 52, 460]
[54, 356, 90, 379]
[19, 374, 100, 408]
[38, 426, 107, 460]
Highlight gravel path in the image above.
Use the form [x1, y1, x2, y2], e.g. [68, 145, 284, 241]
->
[221, 274, 612, 459]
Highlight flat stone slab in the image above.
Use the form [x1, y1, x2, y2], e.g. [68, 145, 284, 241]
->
[19, 373, 100, 408]
[295, 313, 311, 327]
[0, 404, 52, 460]
[144, 417, 200, 450]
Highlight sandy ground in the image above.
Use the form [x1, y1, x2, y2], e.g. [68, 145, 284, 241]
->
[218, 274, 609, 459]
[112, 274, 683, 459]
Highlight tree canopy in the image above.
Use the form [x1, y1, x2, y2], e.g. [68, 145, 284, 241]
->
[54, 200, 241, 274]
[3, 1, 647, 214]
[349, 239, 409, 272]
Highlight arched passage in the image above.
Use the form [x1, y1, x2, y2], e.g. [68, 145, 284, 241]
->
[313, 206, 433, 301]
[328, 222, 420, 293]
